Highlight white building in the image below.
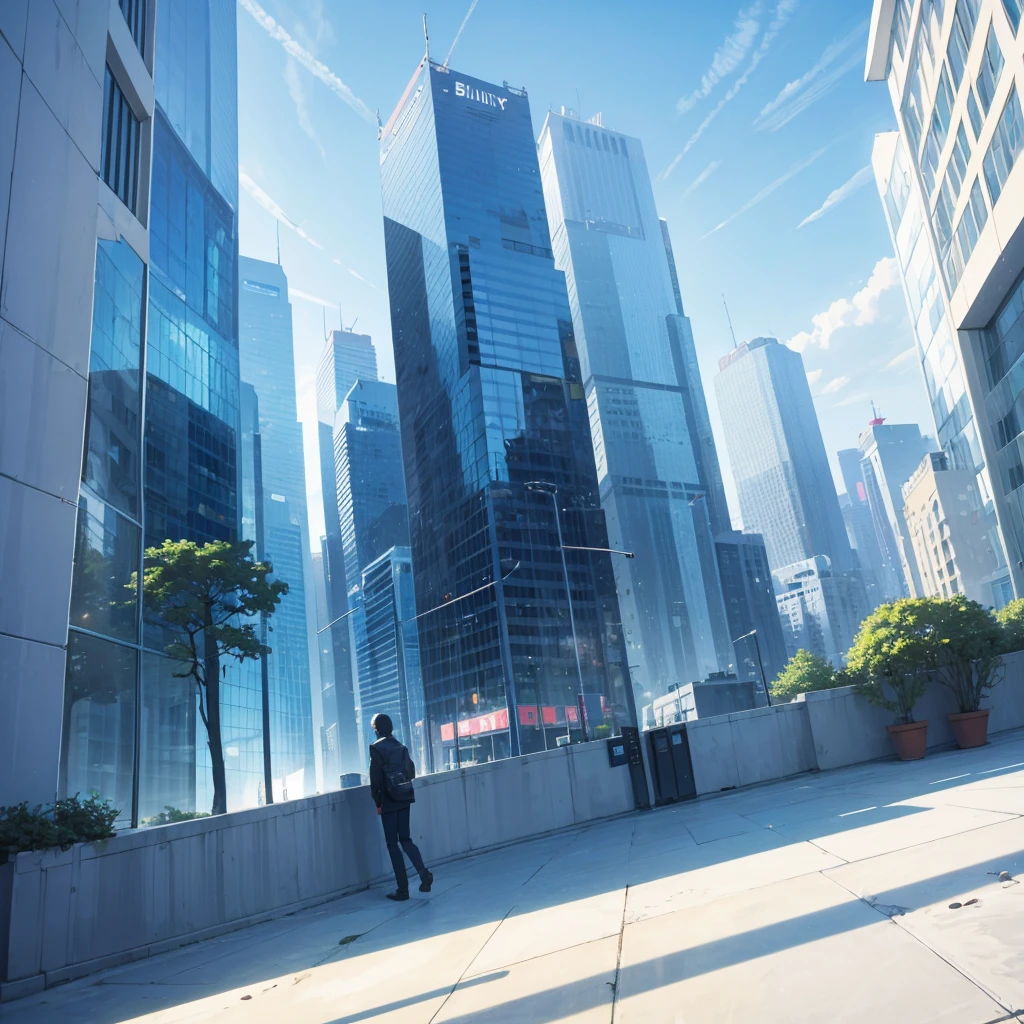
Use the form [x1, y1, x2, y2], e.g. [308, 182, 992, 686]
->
[867, 0, 1022, 606]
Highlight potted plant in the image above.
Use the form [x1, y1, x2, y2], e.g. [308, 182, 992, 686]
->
[847, 600, 931, 760]
[928, 597, 1004, 748]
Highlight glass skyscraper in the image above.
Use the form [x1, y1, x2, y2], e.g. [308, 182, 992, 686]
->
[238, 257, 317, 798]
[380, 62, 634, 767]
[315, 330, 378, 777]
[55, 0, 262, 824]
[538, 110, 734, 698]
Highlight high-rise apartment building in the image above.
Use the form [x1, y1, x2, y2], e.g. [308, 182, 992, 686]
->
[903, 449, 1004, 600]
[314, 329, 377, 776]
[714, 531, 789, 694]
[380, 62, 633, 765]
[774, 556, 870, 667]
[858, 419, 937, 598]
[0, 1, 263, 822]
[358, 546, 426, 771]
[238, 257, 318, 797]
[714, 337, 857, 575]
[837, 447, 902, 603]
[537, 110, 734, 697]
[333, 380, 413, 748]
[867, 0, 1017, 606]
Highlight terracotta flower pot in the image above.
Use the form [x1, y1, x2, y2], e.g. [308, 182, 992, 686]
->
[948, 709, 990, 749]
[887, 720, 928, 760]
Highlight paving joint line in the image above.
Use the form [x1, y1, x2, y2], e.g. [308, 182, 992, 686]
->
[609, 884, 630, 1023]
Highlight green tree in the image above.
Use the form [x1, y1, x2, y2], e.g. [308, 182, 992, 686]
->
[996, 598, 1024, 655]
[135, 540, 286, 815]
[846, 599, 933, 723]
[770, 649, 839, 701]
[924, 595, 1002, 713]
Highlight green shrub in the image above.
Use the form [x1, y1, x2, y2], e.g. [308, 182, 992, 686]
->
[142, 806, 211, 827]
[770, 649, 840, 701]
[0, 793, 118, 862]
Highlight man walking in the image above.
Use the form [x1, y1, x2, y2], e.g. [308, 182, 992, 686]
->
[369, 713, 433, 901]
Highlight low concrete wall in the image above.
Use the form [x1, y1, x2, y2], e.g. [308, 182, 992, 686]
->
[0, 740, 634, 1001]
[685, 650, 1024, 792]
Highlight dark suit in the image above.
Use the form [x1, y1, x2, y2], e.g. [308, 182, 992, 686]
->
[369, 735, 427, 893]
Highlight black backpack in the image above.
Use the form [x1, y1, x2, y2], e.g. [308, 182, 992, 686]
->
[381, 744, 415, 803]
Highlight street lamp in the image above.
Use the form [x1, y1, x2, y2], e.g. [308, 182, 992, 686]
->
[526, 480, 589, 741]
[733, 628, 771, 707]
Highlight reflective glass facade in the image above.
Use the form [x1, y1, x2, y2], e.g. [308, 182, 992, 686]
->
[380, 63, 634, 767]
[538, 112, 734, 699]
[60, 0, 257, 825]
[239, 258, 315, 799]
[315, 331, 379, 777]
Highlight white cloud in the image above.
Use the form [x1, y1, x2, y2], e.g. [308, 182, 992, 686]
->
[680, 160, 722, 199]
[886, 346, 917, 369]
[798, 165, 873, 227]
[806, 368, 823, 385]
[754, 23, 866, 132]
[346, 267, 383, 292]
[821, 374, 850, 394]
[677, 5, 762, 114]
[291, 286, 336, 307]
[787, 256, 901, 352]
[239, 0, 375, 124]
[660, 0, 798, 180]
[701, 145, 826, 238]
[239, 169, 325, 250]
[835, 390, 872, 409]
[285, 58, 327, 161]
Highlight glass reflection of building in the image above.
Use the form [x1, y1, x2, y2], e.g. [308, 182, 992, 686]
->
[538, 110, 735, 700]
[239, 257, 317, 799]
[867, 0, 1015, 606]
[358, 546, 426, 772]
[58, 0, 262, 825]
[333, 380, 413, 751]
[315, 330, 378, 778]
[380, 61, 634, 769]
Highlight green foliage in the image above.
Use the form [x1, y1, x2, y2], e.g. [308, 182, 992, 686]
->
[141, 806, 211, 827]
[0, 794, 118, 862]
[134, 539, 287, 815]
[996, 599, 1024, 655]
[923, 595, 1003, 713]
[847, 599, 933, 723]
[593, 724, 612, 739]
[770, 649, 840, 701]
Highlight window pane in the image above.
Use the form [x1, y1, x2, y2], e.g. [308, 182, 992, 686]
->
[69, 493, 140, 642]
[968, 86, 984, 135]
[977, 24, 1004, 113]
[1005, 0, 1023, 32]
[60, 632, 136, 829]
[138, 652, 198, 824]
[100, 65, 141, 213]
[83, 238, 144, 517]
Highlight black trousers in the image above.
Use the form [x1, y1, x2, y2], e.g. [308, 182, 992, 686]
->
[381, 806, 427, 892]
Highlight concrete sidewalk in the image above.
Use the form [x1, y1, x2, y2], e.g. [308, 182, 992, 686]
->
[3, 731, 1024, 1022]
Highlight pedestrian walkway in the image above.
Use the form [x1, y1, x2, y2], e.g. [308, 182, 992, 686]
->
[3, 731, 1024, 1022]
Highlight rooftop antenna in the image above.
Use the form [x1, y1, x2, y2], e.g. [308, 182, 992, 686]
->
[575, 87, 582, 118]
[347, 317, 359, 332]
[376, 108, 382, 129]
[869, 400, 885, 426]
[275, 220, 281, 265]
[722, 294, 738, 348]
[423, 13, 429, 61]
[443, 0, 479, 69]
[322, 305, 329, 343]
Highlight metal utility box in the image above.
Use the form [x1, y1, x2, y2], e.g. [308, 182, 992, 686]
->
[606, 736, 628, 767]
[620, 726, 650, 810]
[648, 725, 696, 805]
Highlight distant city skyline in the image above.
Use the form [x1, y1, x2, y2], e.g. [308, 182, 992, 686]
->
[235, 1, 935, 548]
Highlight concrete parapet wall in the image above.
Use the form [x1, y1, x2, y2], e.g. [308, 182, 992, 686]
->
[0, 740, 634, 1001]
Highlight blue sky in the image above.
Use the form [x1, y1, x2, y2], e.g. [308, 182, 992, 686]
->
[235, 0, 934, 541]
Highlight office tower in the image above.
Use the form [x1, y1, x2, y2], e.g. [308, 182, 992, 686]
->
[380, 62, 633, 765]
[537, 110, 734, 697]
[857, 419, 937, 598]
[358, 547, 426, 771]
[837, 447, 902, 603]
[314, 330, 378, 775]
[903, 450, 1004, 602]
[238, 257, 318, 797]
[867, 2, 1016, 606]
[774, 557, 870, 667]
[714, 532, 789, 694]
[310, 546, 338, 779]
[714, 337, 857, 574]
[0, 1, 157, 812]
[334, 380, 413, 748]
